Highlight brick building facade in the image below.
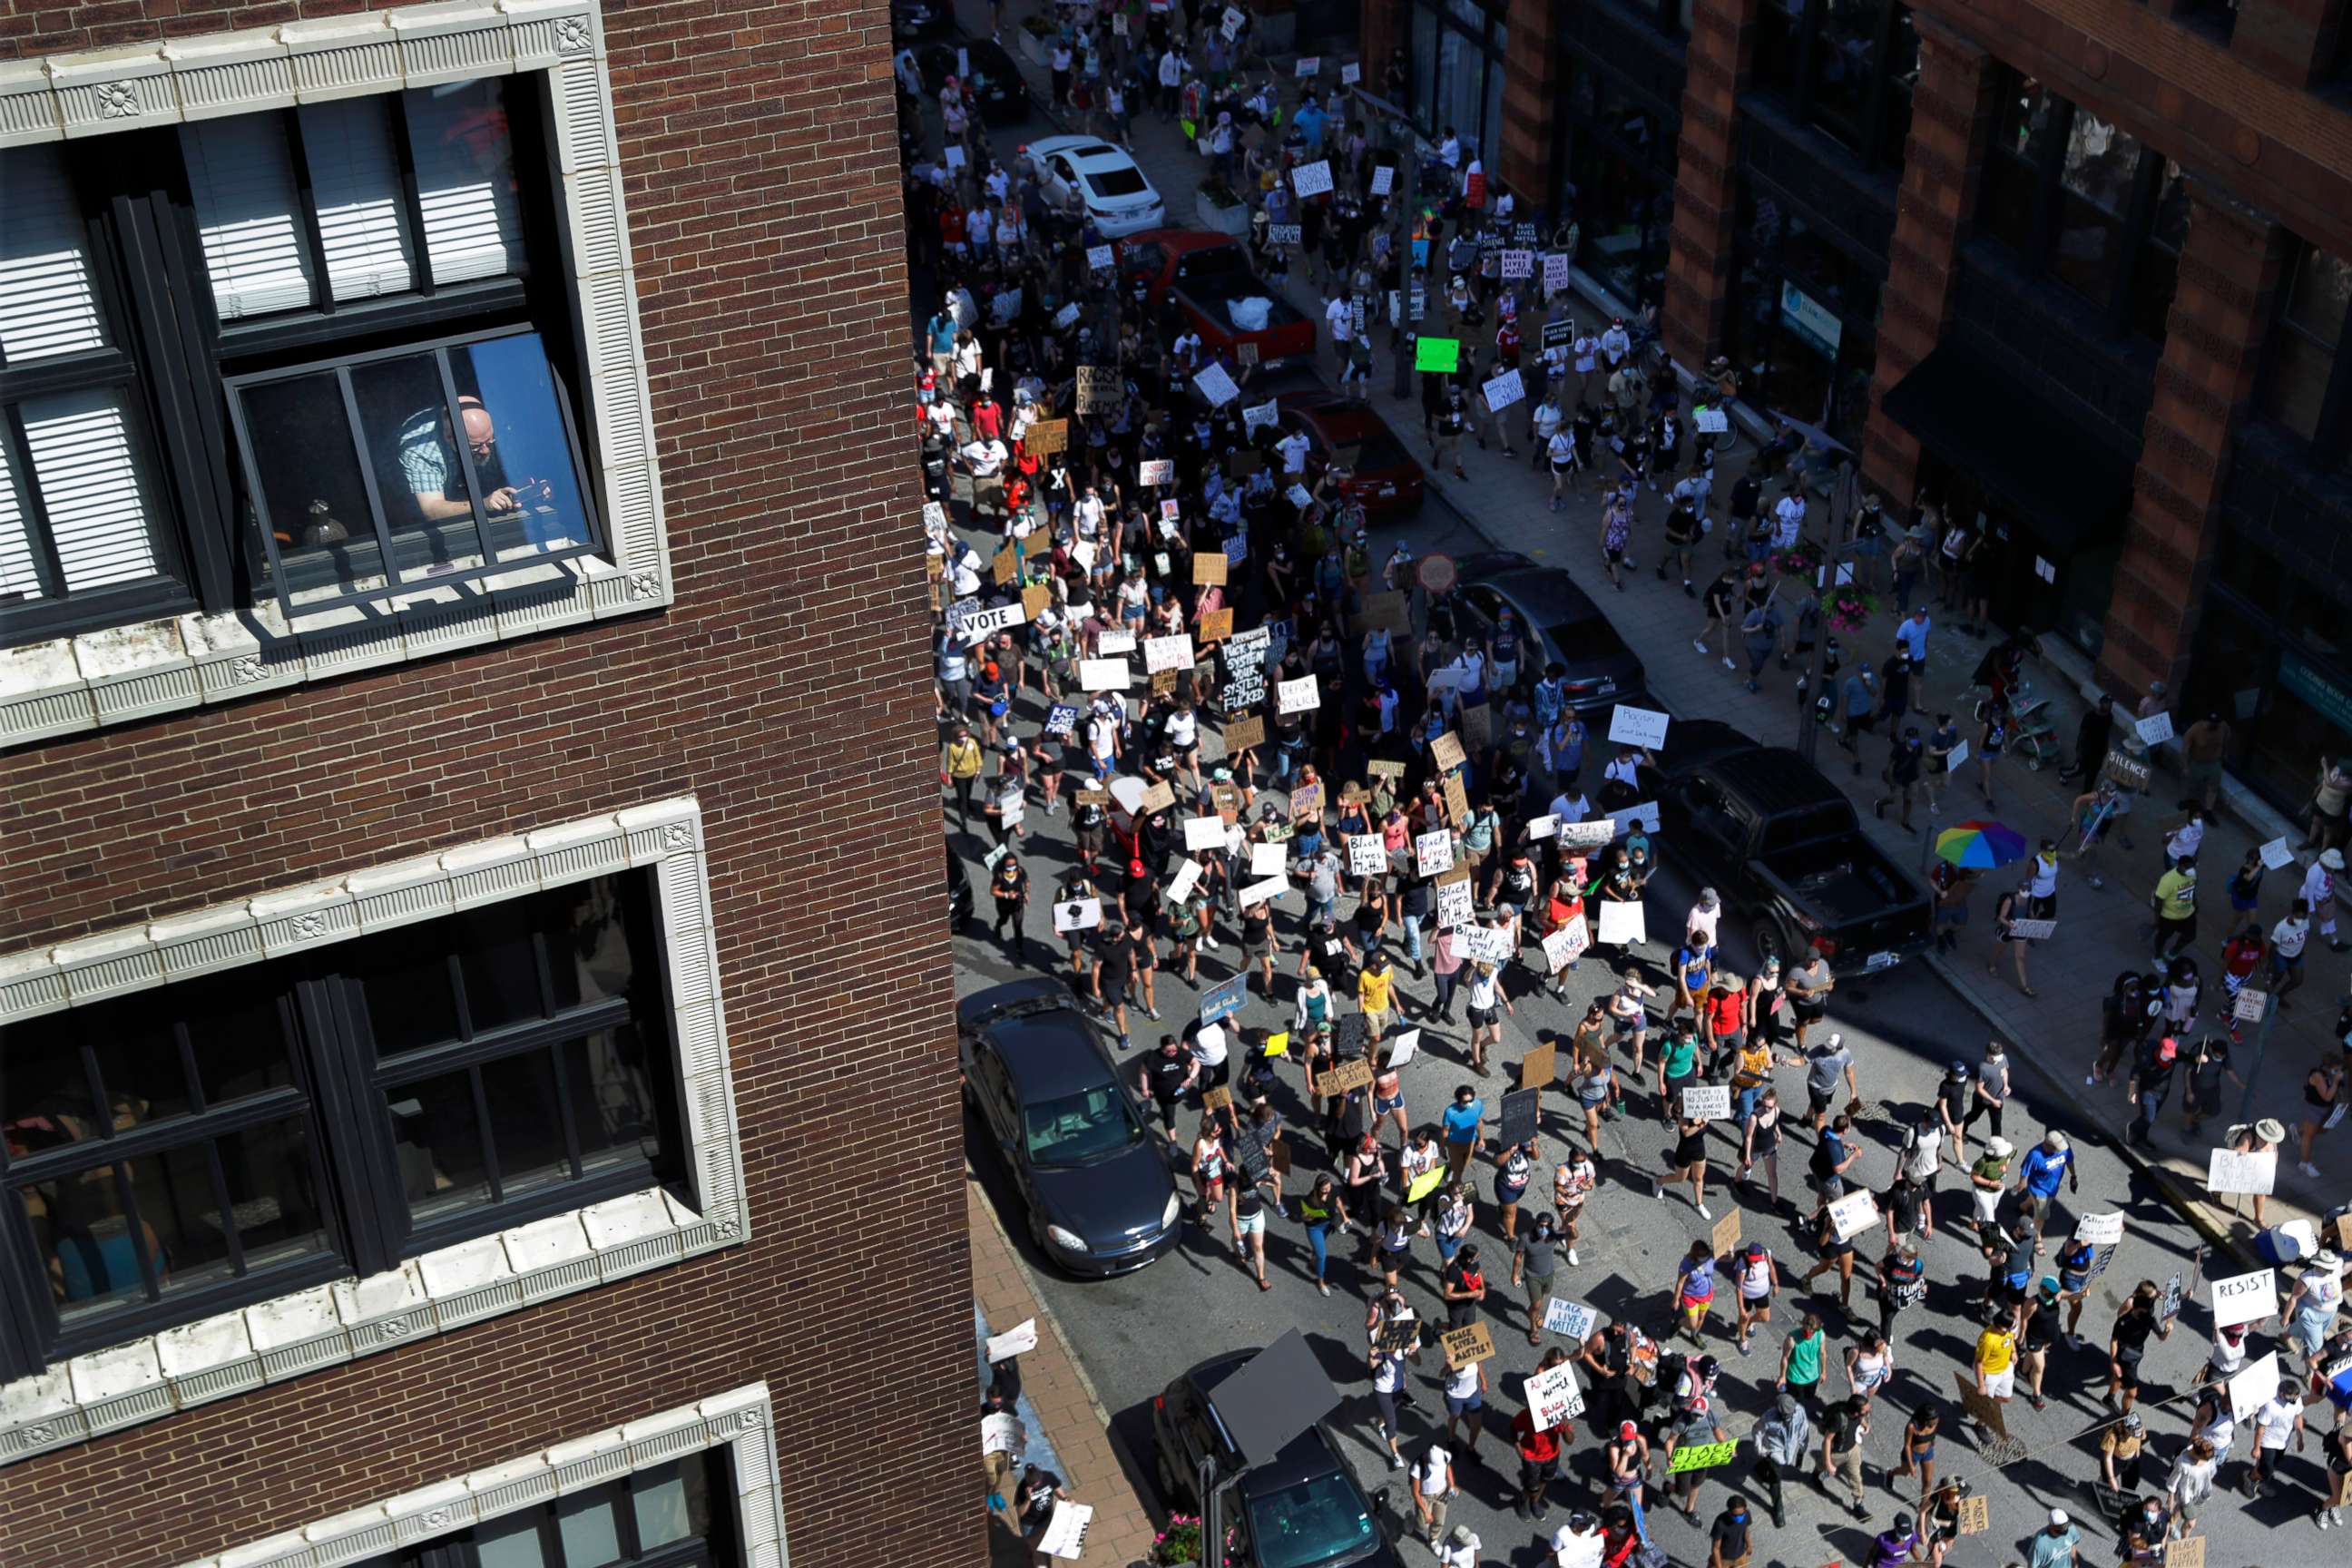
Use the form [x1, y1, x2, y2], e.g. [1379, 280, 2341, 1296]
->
[1366, 0, 2352, 814]
[0, 2, 967, 1566]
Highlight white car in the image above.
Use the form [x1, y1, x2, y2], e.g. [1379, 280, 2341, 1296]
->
[1023, 135, 1166, 237]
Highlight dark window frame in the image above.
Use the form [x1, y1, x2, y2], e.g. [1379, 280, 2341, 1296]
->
[0, 869, 686, 1380]
[1748, 0, 1916, 171]
[0, 73, 600, 651]
[353, 1450, 740, 1568]
[2258, 240, 2352, 466]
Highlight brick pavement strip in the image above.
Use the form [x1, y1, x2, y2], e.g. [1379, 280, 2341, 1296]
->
[967, 1177, 1161, 1566]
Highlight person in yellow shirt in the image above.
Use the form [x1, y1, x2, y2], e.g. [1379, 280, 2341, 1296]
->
[1357, 950, 1398, 1039]
[942, 724, 984, 827]
[1973, 1316, 2020, 1421]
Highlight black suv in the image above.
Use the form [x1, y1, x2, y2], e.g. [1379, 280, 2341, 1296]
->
[1150, 1351, 1401, 1568]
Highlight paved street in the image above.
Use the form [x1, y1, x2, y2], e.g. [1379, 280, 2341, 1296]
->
[924, 15, 2346, 1566]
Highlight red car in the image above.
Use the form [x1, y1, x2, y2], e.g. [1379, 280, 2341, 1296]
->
[1273, 394, 1426, 518]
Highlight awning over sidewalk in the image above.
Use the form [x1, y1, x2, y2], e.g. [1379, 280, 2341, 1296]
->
[1878, 345, 2137, 548]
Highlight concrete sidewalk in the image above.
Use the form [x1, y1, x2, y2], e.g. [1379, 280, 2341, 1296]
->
[956, 0, 2346, 1253]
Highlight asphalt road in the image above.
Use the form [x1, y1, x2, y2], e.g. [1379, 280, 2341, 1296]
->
[944, 506, 2332, 1568]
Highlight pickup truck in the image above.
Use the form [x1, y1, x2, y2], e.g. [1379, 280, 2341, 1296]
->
[1116, 229, 1317, 371]
[1640, 720, 1933, 977]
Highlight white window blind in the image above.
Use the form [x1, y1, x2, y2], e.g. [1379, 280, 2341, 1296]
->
[299, 100, 416, 303]
[20, 389, 159, 590]
[181, 116, 317, 320]
[404, 83, 522, 286]
[0, 440, 41, 602]
[0, 146, 109, 364]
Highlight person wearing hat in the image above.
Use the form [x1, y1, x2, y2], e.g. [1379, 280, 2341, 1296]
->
[2012, 1130, 2078, 1248]
[1747, 1392, 1808, 1526]
[2231, 1117, 2288, 1230]
[2285, 1249, 2346, 1365]
[1967, 1137, 2013, 1238]
[1409, 1442, 1456, 1546]
[1865, 1510, 1922, 1568]
[1550, 1512, 1606, 1566]
[2026, 1507, 2080, 1567]
[2302, 846, 2347, 953]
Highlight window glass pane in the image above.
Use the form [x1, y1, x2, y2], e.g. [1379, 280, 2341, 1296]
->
[1410, 6, 1439, 130]
[3, 1024, 98, 1152]
[0, 437, 39, 603]
[547, 879, 634, 1012]
[555, 1493, 622, 1568]
[89, 1011, 194, 1130]
[566, 1026, 658, 1177]
[351, 918, 464, 1057]
[140, 1143, 239, 1298]
[2059, 111, 2140, 215]
[403, 78, 522, 286]
[183, 988, 299, 1108]
[299, 99, 416, 302]
[2284, 243, 2351, 348]
[2051, 191, 2123, 308]
[632, 1465, 692, 1550]
[1810, 0, 1877, 144]
[238, 370, 386, 604]
[181, 116, 317, 320]
[20, 387, 162, 590]
[392, 1070, 492, 1220]
[456, 898, 546, 1035]
[0, 145, 109, 362]
[479, 1049, 569, 1198]
[214, 1117, 331, 1271]
[2128, 162, 2188, 342]
[351, 350, 492, 585]
[448, 335, 593, 561]
[1752, 0, 1803, 99]
[475, 1513, 550, 1568]
[20, 1171, 149, 1320]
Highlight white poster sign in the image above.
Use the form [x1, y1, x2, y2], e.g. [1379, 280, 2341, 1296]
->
[2207, 1148, 2278, 1196]
[2210, 1268, 2278, 1329]
[1078, 658, 1132, 691]
[1347, 834, 1387, 876]
[1166, 858, 1204, 905]
[1290, 159, 1334, 197]
[1481, 368, 1525, 411]
[986, 1318, 1039, 1361]
[1243, 399, 1279, 431]
[1681, 1083, 1734, 1121]
[1828, 1189, 1880, 1242]
[1460, 926, 1513, 965]
[1605, 801, 1661, 837]
[1541, 916, 1590, 972]
[1238, 875, 1290, 907]
[1095, 629, 1137, 655]
[1194, 362, 1241, 407]
[2259, 837, 2296, 870]
[1144, 632, 1196, 674]
[1436, 878, 1475, 928]
[1278, 676, 1321, 714]
[1387, 1029, 1421, 1067]
[1544, 1298, 1597, 1339]
[1597, 900, 1646, 946]
[1052, 897, 1102, 933]
[1609, 705, 1671, 749]
[1038, 1501, 1094, 1560]
[1252, 841, 1291, 877]
[2227, 1351, 2282, 1421]
[1415, 829, 1455, 877]
[1526, 1360, 1585, 1429]
[1183, 815, 1229, 851]
[1370, 164, 1395, 195]
[2075, 1211, 2127, 1246]
[2136, 711, 2176, 747]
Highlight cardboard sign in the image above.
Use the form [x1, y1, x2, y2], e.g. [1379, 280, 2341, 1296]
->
[1387, 1030, 1421, 1068]
[1182, 814, 1229, 851]
[1199, 973, 1249, 1025]
[1139, 458, 1177, 486]
[1369, 163, 1395, 195]
[1374, 1313, 1420, 1354]
[1022, 583, 1054, 618]
[1290, 159, 1334, 197]
[1053, 897, 1102, 933]
[1459, 702, 1492, 750]
[991, 546, 1017, 585]
[1436, 877, 1475, 929]
[2164, 1539, 2204, 1568]
[1415, 336, 1460, 374]
[1827, 1189, 1879, 1242]
[1482, 367, 1525, 411]
[1540, 916, 1588, 972]
[1414, 828, 1455, 877]
[1666, 1440, 1738, 1474]
[2227, 1350, 2280, 1420]
[2207, 1147, 2277, 1196]
[2210, 1267, 2277, 1328]
[1597, 900, 1646, 946]
[1710, 1207, 1742, 1261]
[1526, 1360, 1584, 1430]
[1278, 676, 1320, 715]
[1608, 705, 1671, 750]
[1024, 416, 1070, 456]
[1192, 553, 1228, 586]
[2104, 750, 2151, 789]
[1681, 1083, 1733, 1121]
[1079, 658, 1131, 692]
[1075, 365, 1119, 414]
[1194, 362, 1241, 407]
[1498, 1087, 1539, 1148]
[1316, 1057, 1376, 1095]
[1224, 714, 1266, 752]
[1430, 731, 1466, 770]
[1954, 1371, 2009, 1436]
[1442, 776, 1472, 827]
[1441, 1322, 1496, 1367]
[2075, 1211, 2127, 1246]
[2233, 986, 2268, 1024]
[1138, 779, 1177, 813]
[986, 1318, 1038, 1361]
[1289, 780, 1323, 820]
[1519, 1041, 1556, 1093]
[1201, 1083, 1235, 1115]
[1955, 1494, 1990, 1534]
[1544, 1298, 1596, 1339]
[2136, 711, 2175, 747]
[1360, 590, 1412, 633]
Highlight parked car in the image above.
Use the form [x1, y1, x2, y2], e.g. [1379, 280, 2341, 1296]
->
[913, 36, 1030, 123]
[946, 843, 973, 931]
[889, 0, 953, 40]
[1272, 395, 1424, 519]
[958, 977, 1181, 1275]
[1022, 136, 1167, 237]
[1115, 229, 1317, 370]
[1639, 719, 1934, 975]
[1151, 1350, 1401, 1568]
[1451, 552, 1647, 716]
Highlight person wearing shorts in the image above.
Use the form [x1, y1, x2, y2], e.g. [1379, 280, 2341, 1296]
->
[1972, 1320, 2018, 1406]
[1609, 977, 1651, 1073]
[1672, 1240, 1719, 1347]
[2106, 1282, 2169, 1416]
[1733, 1242, 1778, 1356]
[1370, 1348, 1409, 1467]
[1554, 1152, 1596, 1265]
[1442, 1357, 1488, 1451]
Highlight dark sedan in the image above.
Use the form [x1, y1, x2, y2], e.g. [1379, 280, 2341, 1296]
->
[890, 0, 954, 40]
[1151, 1350, 1400, 1568]
[914, 37, 1032, 123]
[1273, 395, 1425, 519]
[960, 977, 1181, 1276]
[1452, 551, 1648, 716]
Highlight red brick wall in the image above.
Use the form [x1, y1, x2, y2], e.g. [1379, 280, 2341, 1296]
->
[1663, 0, 1758, 370]
[0, 3, 975, 1567]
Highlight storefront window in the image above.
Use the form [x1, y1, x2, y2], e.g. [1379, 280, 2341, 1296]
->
[1730, 190, 1879, 446]
[2262, 240, 2350, 445]
[1557, 56, 1678, 309]
[1408, 0, 1507, 163]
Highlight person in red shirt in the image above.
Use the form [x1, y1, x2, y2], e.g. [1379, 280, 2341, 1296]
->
[1511, 1367, 1573, 1519]
[938, 203, 966, 258]
[970, 391, 1004, 441]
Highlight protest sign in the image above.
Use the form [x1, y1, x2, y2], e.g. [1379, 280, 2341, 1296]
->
[1681, 1083, 1733, 1121]
[1025, 417, 1069, 455]
[1192, 552, 1227, 586]
[1316, 1057, 1376, 1095]
[1498, 1087, 1540, 1149]
[2136, 711, 2175, 747]
[1436, 877, 1475, 928]
[1597, 900, 1646, 946]
[2259, 837, 2295, 870]
[1347, 834, 1387, 876]
[2075, 1211, 2127, 1246]
[1828, 1189, 1879, 1242]
[1137, 780, 1177, 813]
[2210, 1268, 2277, 1328]
[2227, 1351, 2280, 1420]
[1220, 4, 1244, 34]
[1194, 363, 1241, 407]
[1441, 1322, 1496, 1367]
[1182, 815, 1229, 851]
[1290, 160, 1334, 197]
[1606, 800, 1661, 836]
[2008, 917, 2057, 940]
[1559, 819, 1617, 849]
[1518, 1041, 1556, 1093]
[1238, 875, 1289, 907]
[1166, 858, 1203, 905]
[1460, 926, 1512, 965]
[1955, 1494, 1990, 1534]
[1341, 61, 1361, 83]
[1043, 703, 1079, 740]
[1295, 54, 1320, 75]
[1711, 1207, 1742, 1260]
[1482, 368, 1525, 411]
[1499, 249, 1534, 280]
[1430, 731, 1466, 769]
[1052, 897, 1102, 933]
[1415, 829, 1455, 877]
[1096, 629, 1137, 655]
[2233, 987, 2268, 1024]
[1139, 458, 1176, 486]
[986, 1319, 1037, 1361]
[2104, 750, 2151, 789]
[2207, 1148, 2277, 1196]
[1360, 590, 1412, 632]
[1406, 1162, 1448, 1203]
[1038, 1502, 1093, 1560]
[1541, 916, 1589, 972]
[1075, 365, 1119, 413]
[1415, 336, 1461, 373]
[1241, 841, 1283, 878]
[1243, 399, 1279, 432]
[1289, 780, 1323, 820]
[1526, 1361, 1584, 1429]
[1224, 714, 1266, 751]
[1199, 974, 1248, 1025]
[1143, 632, 1196, 674]
[1954, 1371, 2008, 1436]
[2164, 1538, 2204, 1568]
[1369, 163, 1395, 194]
[1078, 658, 1131, 691]
[1387, 1030, 1421, 1068]
[1271, 675, 1319, 716]
[1544, 1298, 1596, 1339]
[1543, 252, 1572, 294]
[1609, 705, 1671, 749]
[1667, 1441, 1739, 1474]
[1527, 814, 1561, 840]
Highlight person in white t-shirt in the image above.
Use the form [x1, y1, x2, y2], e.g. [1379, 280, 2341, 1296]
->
[1435, 1524, 1481, 1568]
[1412, 1444, 1455, 1544]
[2249, 1391, 2307, 1494]
[1277, 429, 1312, 475]
[1686, 888, 1723, 948]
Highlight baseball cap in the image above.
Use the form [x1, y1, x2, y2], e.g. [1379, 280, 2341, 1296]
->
[2050, 1509, 2070, 1526]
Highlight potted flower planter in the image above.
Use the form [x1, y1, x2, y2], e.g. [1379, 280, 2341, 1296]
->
[1195, 182, 1250, 238]
[1016, 17, 1056, 66]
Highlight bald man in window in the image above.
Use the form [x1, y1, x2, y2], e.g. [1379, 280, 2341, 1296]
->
[397, 394, 524, 522]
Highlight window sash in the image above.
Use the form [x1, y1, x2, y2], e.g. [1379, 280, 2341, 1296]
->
[181, 114, 319, 322]
[299, 99, 418, 304]
[0, 145, 111, 365]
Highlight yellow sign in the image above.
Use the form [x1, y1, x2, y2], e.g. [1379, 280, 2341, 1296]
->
[1406, 1164, 1448, 1203]
[1263, 1032, 1290, 1059]
[1667, 1441, 1738, 1474]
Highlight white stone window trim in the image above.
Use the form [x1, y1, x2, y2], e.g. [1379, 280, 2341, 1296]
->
[177, 1381, 790, 1568]
[0, 0, 675, 750]
[0, 795, 748, 1467]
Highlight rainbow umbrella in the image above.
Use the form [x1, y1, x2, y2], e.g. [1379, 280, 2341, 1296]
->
[1935, 819, 2029, 869]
